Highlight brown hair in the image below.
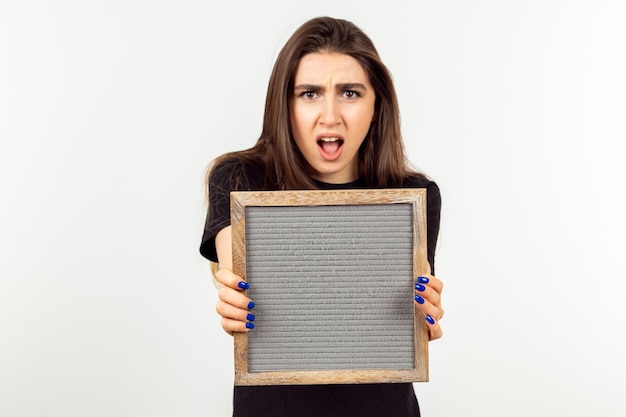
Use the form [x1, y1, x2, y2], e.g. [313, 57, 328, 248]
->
[206, 16, 421, 191]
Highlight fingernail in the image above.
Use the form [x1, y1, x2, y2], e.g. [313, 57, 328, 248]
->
[417, 276, 430, 284]
[414, 295, 425, 304]
[425, 315, 435, 325]
[415, 283, 426, 292]
[247, 313, 255, 321]
[247, 301, 255, 309]
[238, 281, 249, 290]
[246, 322, 255, 330]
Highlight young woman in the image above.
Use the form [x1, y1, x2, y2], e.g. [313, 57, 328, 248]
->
[200, 16, 444, 417]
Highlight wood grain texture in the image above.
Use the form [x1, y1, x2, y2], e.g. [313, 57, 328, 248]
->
[231, 189, 429, 386]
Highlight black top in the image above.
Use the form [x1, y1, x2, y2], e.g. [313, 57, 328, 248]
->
[200, 158, 441, 417]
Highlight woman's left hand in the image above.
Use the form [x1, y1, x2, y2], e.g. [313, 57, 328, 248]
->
[413, 274, 444, 341]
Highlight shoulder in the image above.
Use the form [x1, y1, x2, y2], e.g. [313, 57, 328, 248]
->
[402, 174, 436, 188]
[402, 174, 440, 196]
[209, 156, 252, 181]
[208, 156, 266, 191]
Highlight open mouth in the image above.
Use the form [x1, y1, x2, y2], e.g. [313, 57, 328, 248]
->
[317, 137, 344, 160]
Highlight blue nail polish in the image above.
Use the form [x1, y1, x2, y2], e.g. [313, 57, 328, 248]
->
[246, 322, 255, 330]
[417, 276, 430, 284]
[414, 295, 425, 305]
[238, 281, 249, 290]
[247, 313, 255, 321]
[415, 283, 426, 292]
[425, 315, 435, 325]
[247, 301, 255, 309]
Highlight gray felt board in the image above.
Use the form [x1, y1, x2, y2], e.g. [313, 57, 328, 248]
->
[244, 203, 415, 372]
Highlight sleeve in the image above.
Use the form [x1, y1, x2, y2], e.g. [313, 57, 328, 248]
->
[425, 181, 442, 275]
[199, 160, 239, 262]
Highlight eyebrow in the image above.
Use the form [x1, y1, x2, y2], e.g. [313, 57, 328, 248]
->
[293, 83, 369, 92]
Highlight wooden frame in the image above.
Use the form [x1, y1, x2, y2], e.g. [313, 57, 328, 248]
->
[231, 189, 429, 386]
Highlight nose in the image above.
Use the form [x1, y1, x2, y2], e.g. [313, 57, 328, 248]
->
[320, 97, 340, 125]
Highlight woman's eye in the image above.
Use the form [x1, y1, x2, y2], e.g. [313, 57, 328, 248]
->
[343, 90, 360, 99]
[300, 91, 317, 99]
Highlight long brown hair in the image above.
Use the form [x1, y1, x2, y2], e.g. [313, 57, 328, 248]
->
[206, 16, 421, 191]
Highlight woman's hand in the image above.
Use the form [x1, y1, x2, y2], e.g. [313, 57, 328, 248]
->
[413, 274, 444, 341]
[214, 226, 255, 336]
[214, 268, 256, 335]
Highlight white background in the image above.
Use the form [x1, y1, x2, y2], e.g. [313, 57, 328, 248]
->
[1, 1, 625, 416]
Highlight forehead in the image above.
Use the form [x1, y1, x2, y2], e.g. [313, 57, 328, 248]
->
[294, 52, 370, 83]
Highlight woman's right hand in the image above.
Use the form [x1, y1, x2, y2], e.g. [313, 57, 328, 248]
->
[214, 268, 256, 335]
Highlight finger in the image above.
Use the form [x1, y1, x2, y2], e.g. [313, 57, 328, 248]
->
[218, 285, 255, 310]
[416, 274, 443, 295]
[414, 295, 443, 323]
[221, 317, 255, 334]
[215, 268, 249, 291]
[426, 319, 443, 341]
[414, 282, 442, 312]
[419, 308, 443, 341]
[216, 300, 256, 324]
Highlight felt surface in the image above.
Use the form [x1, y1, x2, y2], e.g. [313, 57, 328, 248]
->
[245, 204, 416, 372]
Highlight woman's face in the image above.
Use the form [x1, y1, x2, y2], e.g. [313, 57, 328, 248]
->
[289, 52, 376, 184]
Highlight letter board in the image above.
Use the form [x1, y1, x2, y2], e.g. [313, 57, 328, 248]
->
[230, 189, 429, 385]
